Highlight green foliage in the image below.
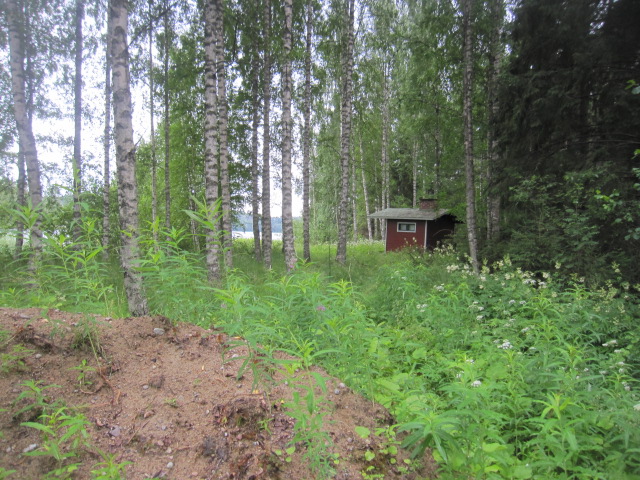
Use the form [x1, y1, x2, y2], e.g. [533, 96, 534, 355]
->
[12, 380, 61, 421]
[69, 359, 96, 388]
[0, 344, 33, 374]
[138, 225, 213, 324]
[284, 371, 337, 479]
[22, 406, 90, 478]
[208, 247, 640, 478]
[90, 452, 132, 480]
[495, 0, 640, 284]
[70, 315, 103, 356]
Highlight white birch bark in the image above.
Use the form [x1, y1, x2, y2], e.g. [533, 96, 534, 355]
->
[203, 0, 221, 281]
[148, 0, 158, 242]
[102, 32, 112, 259]
[7, 0, 43, 270]
[282, 0, 296, 271]
[215, 0, 232, 268]
[302, 0, 312, 262]
[261, 0, 272, 268]
[250, 51, 261, 261]
[72, 0, 84, 240]
[163, 0, 171, 232]
[109, 0, 149, 314]
[102, 15, 112, 260]
[336, 0, 354, 265]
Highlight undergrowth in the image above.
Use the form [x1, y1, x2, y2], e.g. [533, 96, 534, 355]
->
[1, 223, 639, 479]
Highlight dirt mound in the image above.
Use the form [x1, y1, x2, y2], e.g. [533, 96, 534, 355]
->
[0, 308, 436, 479]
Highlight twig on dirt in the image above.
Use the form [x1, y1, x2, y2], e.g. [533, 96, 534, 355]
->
[124, 420, 150, 446]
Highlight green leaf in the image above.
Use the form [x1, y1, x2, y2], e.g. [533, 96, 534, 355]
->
[355, 426, 371, 439]
[512, 465, 533, 479]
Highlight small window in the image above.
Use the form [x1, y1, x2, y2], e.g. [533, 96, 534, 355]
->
[397, 222, 416, 233]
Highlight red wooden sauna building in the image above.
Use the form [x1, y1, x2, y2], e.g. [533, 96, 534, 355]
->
[368, 198, 457, 252]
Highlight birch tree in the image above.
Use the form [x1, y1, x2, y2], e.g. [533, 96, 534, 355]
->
[147, 0, 158, 243]
[261, 0, 272, 268]
[281, 0, 295, 271]
[250, 51, 261, 261]
[162, 0, 171, 232]
[336, 0, 354, 265]
[72, 0, 84, 239]
[215, 0, 232, 268]
[102, 30, 112, 258]
[462, 0, 479, 273]
[302, 0, 312, 262]
[6, 0, 44, 268]
[203, 0, 221, 281]
[109, 0, 149, 314]
[148, 0, 158, 241]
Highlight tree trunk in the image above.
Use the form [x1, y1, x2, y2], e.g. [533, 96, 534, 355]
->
[250, 50, 261, 261]
[109, 0, 149, 315]
[336, 0, 354, 265]
[203, 0, 221, 282]
[261, 0, 272, 268]
[380, 62, 390, 242]
[302, 0, 312, 262]
[148, 0, 158, 242]
[163, 0, 171, 232]
[102, 27, 112, 259]
[215, 0, 232, 268]
[359, 137, 372, 241]
[281, 0, 295, 272]
[462, 0, 479, 273]
[434, 99, 442, 195]
[351, 154, 357, 242]
[486, 0, 503, 242]
[412, 141, 418, 208]
[72, 0, 84, 240]
[14, 148, 26, 260]
[7, 0, 43, 269]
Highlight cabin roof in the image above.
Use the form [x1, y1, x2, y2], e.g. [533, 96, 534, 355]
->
[368, 207, 450, 221]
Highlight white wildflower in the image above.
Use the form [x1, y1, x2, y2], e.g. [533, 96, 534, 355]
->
[498, 340, 513, 350]
[634, 404, 640, 411]
[471, 380, 482, 388]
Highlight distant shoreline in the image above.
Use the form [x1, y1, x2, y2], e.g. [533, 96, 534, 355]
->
[232, 231, 282, 240]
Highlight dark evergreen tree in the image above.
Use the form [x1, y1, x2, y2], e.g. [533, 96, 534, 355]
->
[496, 0, 640, 280]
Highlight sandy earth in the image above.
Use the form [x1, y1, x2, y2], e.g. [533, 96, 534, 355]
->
[0, 308, 436, 479]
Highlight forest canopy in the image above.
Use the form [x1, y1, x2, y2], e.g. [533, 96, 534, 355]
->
[0, 0, 639, 286]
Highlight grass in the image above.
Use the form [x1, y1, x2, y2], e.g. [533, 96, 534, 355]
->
[1, 225, 639, 479]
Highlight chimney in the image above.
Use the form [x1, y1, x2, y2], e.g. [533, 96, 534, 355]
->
[419, 198, 437, 210]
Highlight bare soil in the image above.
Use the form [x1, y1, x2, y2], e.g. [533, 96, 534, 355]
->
[0, 308, 436, 479]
